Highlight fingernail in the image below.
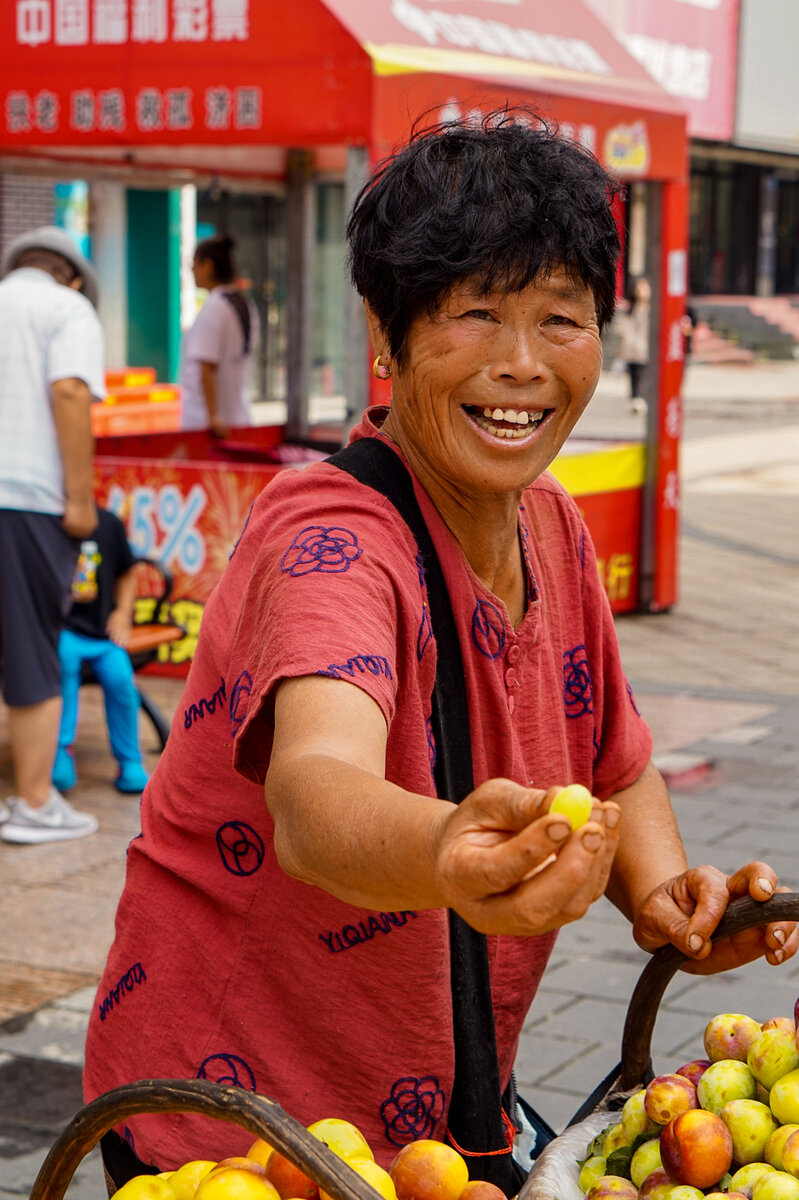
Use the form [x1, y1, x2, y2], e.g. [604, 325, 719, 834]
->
[581, 830, 602, 852]
[773, 928, 786, 945]
[547, 823, 571, 843]
[774, 949, 785, 964]
[604, 808, 620, 829]
[758, 877, 774, 895]
[689, 934, 703, 953]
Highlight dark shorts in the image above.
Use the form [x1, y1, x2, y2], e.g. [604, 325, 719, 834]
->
[0, 508, 79, 707]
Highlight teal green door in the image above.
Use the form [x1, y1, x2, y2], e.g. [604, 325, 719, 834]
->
[126, 188, 182, 381]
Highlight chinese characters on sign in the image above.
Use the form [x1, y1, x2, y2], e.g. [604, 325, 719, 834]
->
[16, 0, 249, 45]
[6, 84, 261, 134]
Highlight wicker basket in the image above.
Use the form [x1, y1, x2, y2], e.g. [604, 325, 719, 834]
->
[28, 894, 798, 1199]
[517, 893, 799, 1200]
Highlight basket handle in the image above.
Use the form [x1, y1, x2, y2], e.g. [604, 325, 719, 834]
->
[29, 1078, 387, 1200]
[619, 892, 799, 1090]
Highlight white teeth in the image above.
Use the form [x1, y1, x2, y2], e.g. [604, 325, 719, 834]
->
[482, 407, 540, 425]
[470, 406, 546, 440]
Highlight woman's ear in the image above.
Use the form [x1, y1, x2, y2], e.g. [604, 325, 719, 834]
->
[364, 302, 390, 361]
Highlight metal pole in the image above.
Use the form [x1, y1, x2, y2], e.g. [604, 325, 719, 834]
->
[285, 148, 315, 443]
[637, 180, 663, 612]
[342, 145, 370, 444]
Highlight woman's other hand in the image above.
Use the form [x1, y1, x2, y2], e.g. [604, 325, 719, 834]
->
[632, 864, 798, 973]
[434, 778, 621, 936]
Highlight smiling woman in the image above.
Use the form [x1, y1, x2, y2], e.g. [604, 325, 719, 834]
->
[84, 109, 797, 1196]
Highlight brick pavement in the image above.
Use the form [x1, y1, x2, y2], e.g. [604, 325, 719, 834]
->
[2, 362, 798, 1197]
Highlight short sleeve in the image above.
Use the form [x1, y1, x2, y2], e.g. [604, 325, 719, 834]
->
[190, 296, 226, 365]
[47, 298, 106, 400]
[577, 515, 653, 798]
[224, 468, 419, 784]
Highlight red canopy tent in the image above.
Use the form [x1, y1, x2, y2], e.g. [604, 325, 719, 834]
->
[0, 0, 688, 614]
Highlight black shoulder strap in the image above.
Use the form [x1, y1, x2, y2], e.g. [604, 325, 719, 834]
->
[222, 290, 252, 355]
[329, 437, 515, 1193]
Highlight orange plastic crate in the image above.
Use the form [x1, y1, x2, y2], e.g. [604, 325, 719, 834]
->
[105, 367, 157, 389]
[92, 398, 181, 436]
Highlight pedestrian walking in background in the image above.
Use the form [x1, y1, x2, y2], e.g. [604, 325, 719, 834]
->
[617, 275, 651, 415]
[0, 225, 104, 844]
[179, 233, 260, 437]
[53, 507, 150, 798]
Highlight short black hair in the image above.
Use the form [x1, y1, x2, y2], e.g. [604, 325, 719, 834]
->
[195, 233, 237, 285]
[347, 108, 620, 360]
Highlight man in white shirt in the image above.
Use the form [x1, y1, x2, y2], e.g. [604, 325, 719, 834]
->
[0, 226, 105, 843]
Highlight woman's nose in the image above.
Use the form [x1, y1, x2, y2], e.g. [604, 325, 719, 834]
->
[489, 328, 546, 383]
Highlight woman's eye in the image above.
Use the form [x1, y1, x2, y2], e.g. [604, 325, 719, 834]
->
[546, 313, 575, 326]
[463, 308, 494, 321]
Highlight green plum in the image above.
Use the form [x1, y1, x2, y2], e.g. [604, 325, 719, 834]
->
[748, 1028, 799, 1090]
[698, 1060, 758, 1114]
[719, 1099, 778, 1166]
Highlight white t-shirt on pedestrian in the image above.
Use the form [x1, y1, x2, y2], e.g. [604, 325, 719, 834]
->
[180, 288, 259, 431]
[0, 267, 105, 515]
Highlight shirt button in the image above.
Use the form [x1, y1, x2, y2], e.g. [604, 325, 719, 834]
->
[505, 668, 517, 688]
[507, 644, 520, 664]
[507, 695, 515, 714]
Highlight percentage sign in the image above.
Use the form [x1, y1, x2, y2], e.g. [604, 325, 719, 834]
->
[157, 484, 207, 573]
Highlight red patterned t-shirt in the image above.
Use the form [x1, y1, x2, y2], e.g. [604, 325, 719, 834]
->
[83, 408, 651, 1170]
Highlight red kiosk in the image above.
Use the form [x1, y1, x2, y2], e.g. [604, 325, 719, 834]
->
[0, 0, 688, 668]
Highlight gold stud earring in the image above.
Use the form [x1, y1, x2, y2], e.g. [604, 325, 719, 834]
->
[372, 355, 391, 380]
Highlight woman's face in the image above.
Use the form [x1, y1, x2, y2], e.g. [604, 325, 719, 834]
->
[193, 255, 215, 290]
[382, 269, 603, 499]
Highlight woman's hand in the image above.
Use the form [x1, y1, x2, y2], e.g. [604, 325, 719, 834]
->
[632, 863, 798, 973]
[434, 778, 621, 936]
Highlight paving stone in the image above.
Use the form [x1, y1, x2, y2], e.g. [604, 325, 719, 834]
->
[0, 1005, 90, 1066]
[0, 965, 95, 1025]
[539, 956, 653, 1003]
[0, 1144, 104, 1200]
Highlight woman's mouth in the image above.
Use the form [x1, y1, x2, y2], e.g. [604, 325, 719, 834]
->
[466, 405, 548, 440]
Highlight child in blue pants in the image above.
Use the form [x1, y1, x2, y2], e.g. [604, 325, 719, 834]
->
[53, 508, 149, 795]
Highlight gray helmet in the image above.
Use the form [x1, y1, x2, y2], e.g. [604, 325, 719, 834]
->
[2, 225, 99, 307]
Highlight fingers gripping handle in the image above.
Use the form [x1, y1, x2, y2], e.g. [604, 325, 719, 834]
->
[620, 893, 799, 1090]
[29, 1078, 386, 1200]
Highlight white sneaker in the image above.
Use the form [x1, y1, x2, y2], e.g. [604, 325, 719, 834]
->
[0, 798, 9, 824]
[0, 788, 98, 844]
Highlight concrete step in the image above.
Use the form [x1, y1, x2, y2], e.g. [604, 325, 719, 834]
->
[690, 322, 756, 364]
[691, 295, 798, 359]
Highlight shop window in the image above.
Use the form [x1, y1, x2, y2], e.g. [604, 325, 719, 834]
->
[196, 188, 288, 405]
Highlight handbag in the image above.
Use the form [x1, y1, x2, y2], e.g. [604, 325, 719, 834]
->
[330, 437, 555, 1193]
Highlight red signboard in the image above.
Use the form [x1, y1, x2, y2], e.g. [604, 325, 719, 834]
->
[326, 0, 677, 112]
[651, 179, 689, 611]
[1, 0, 372, 149]
[582, 0, 739, 142]
[372, 72, 686, 185]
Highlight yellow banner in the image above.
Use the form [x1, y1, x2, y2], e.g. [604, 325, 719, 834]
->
[549, 443, 646, 496]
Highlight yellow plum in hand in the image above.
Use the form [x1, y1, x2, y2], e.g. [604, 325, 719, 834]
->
[549, 784, 594, 830]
